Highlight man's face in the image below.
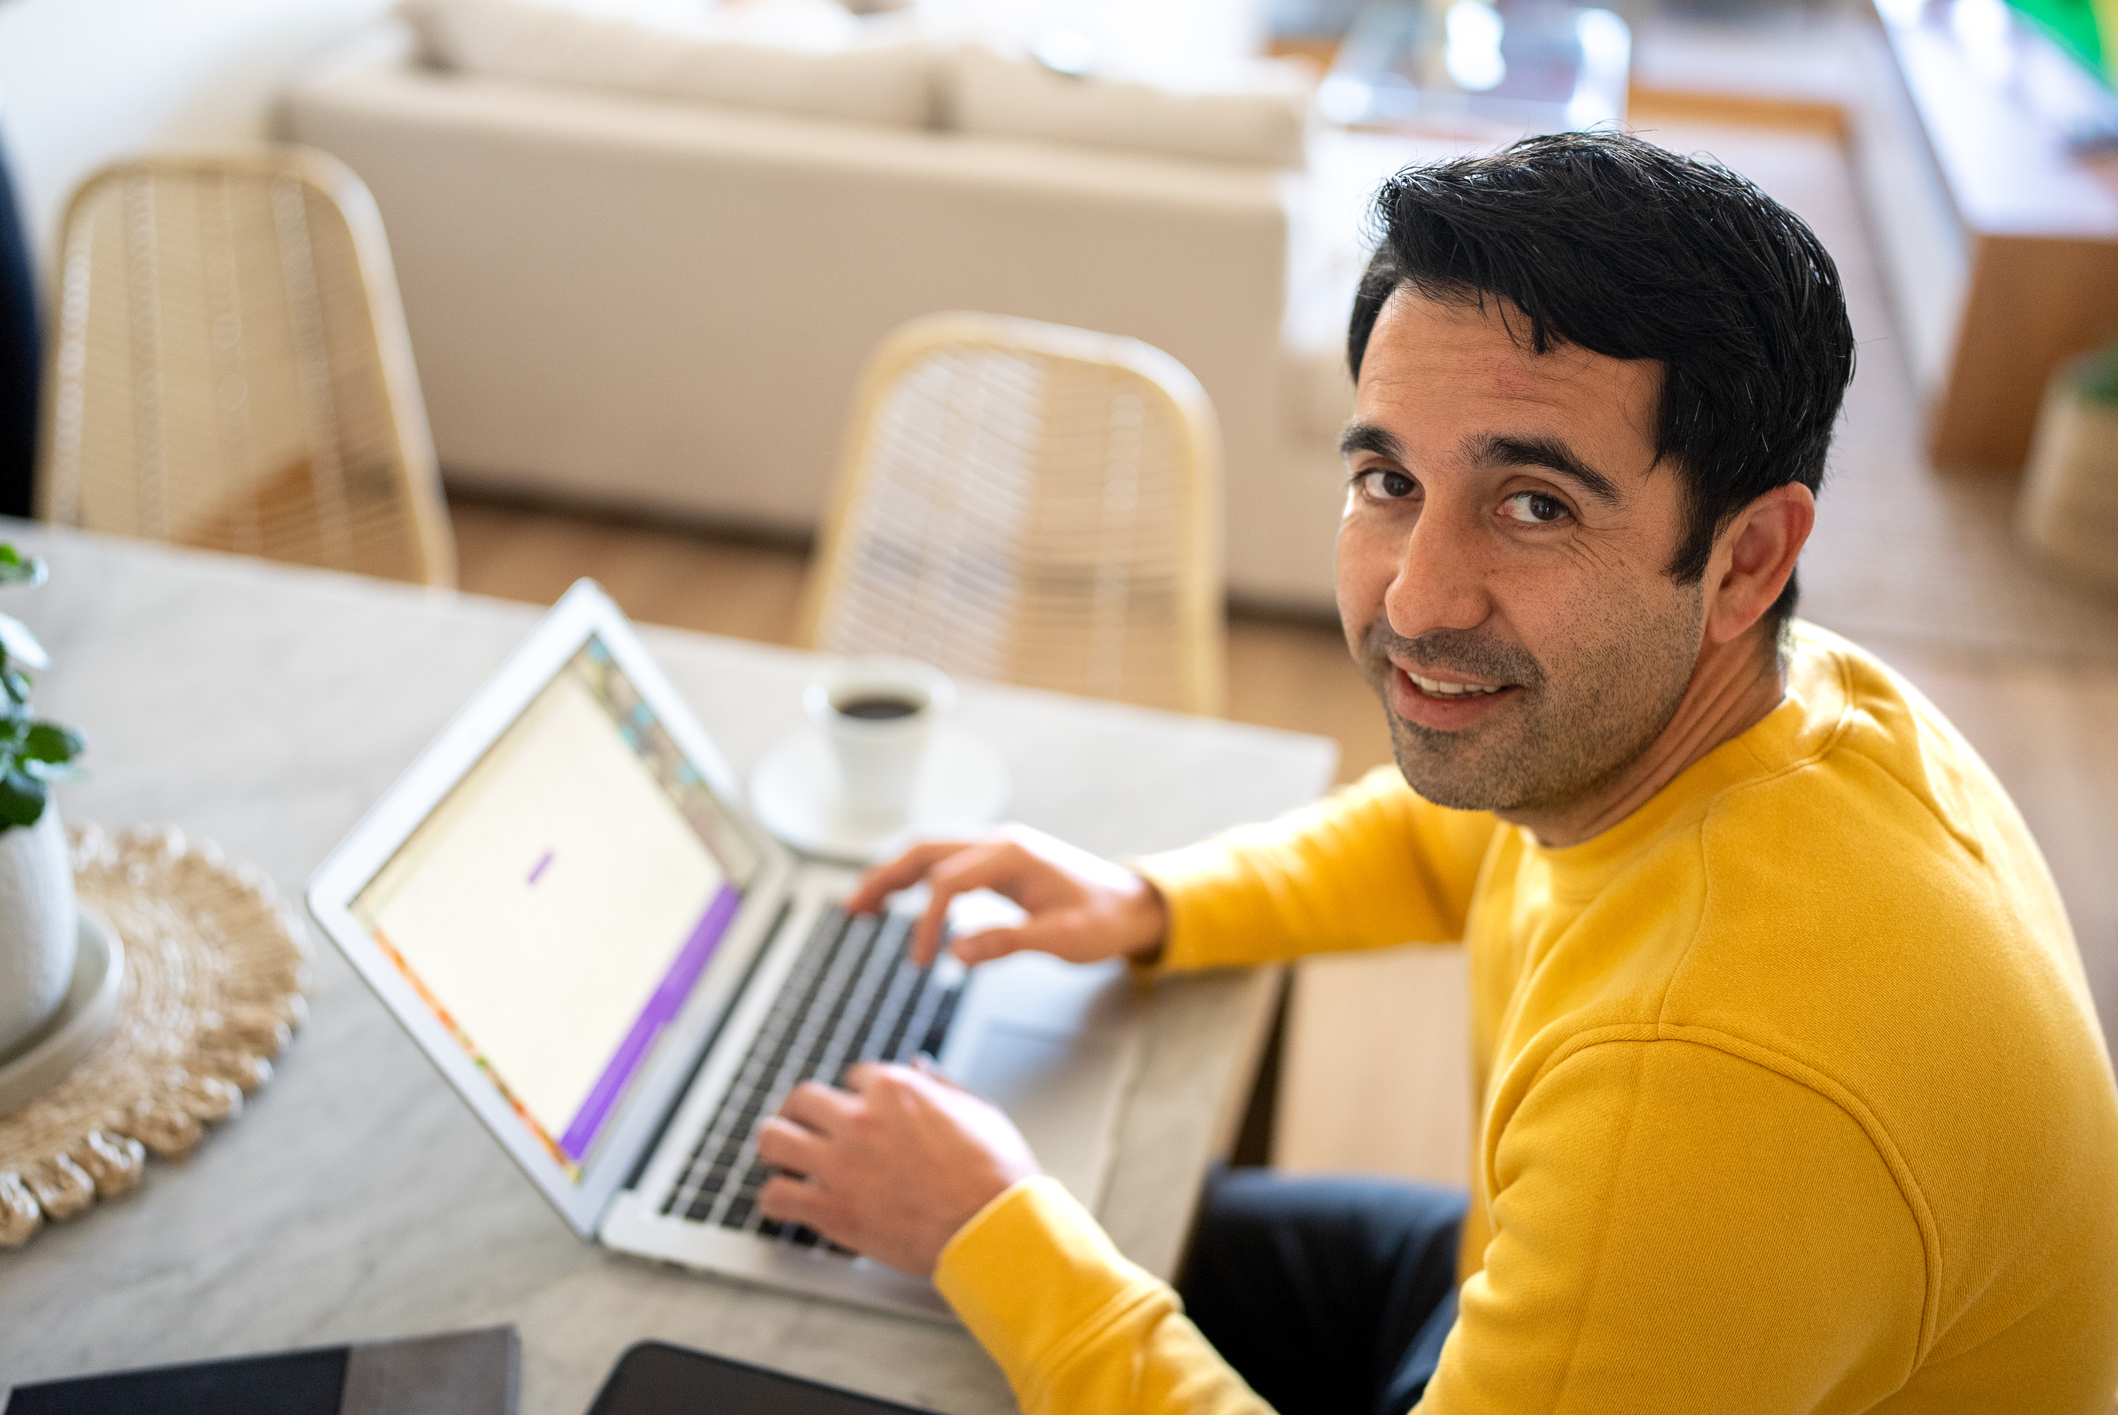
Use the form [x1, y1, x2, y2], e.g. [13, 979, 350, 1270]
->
[1337, 289, 1705, 816]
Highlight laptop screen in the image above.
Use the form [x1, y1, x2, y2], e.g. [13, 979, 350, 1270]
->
[350, 635, 766, 1182]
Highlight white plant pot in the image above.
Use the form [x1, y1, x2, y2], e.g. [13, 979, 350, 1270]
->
[0, 806, 79, 1060]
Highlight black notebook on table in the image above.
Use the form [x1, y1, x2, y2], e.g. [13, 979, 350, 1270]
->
[587, 1342, 940, 1414]
[2, 1325, 517, 1415]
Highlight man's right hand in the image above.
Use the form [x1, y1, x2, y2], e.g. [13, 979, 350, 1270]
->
[844, 826, 1170, 969]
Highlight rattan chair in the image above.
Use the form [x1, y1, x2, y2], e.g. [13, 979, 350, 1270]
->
[797, 313, 1226, 716]
[37, 145, 454, 586]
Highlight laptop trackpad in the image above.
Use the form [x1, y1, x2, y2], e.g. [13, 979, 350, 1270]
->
[957, 1021, 1135, 1211]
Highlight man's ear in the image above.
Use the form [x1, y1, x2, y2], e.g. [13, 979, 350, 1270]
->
[1704, 483, 1816, 645]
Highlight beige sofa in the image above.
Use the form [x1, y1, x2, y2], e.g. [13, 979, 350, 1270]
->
[281, 24, 1444, 609]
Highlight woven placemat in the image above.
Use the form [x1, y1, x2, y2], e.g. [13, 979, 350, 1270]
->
[0, 824, 311, 1248]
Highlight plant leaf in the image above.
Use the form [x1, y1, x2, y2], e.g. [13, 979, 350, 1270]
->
[0, 546, 47, 588]
[0, 769, 46, 828]
[22, 722, 82, 764]
[2082, 336, 2118, 406]
[2, 670, 30, 707]
[0, 613, 48, 671]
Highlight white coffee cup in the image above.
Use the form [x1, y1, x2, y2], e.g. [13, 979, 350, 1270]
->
[805, 657, 955, 824]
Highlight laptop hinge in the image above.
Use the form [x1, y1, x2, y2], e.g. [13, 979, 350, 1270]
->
[618, 896, 795, 1198]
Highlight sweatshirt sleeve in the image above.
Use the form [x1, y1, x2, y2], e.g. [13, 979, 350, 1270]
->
[1422, 1038, 1928, 1414]
[934, 1177, 1272, 1415]
[1137, 765, 1502, 973]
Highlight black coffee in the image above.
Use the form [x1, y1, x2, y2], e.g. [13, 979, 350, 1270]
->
[835, 694, 922, 720]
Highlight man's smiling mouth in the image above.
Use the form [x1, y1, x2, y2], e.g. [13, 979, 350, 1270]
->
[1361, 622, 1542, 726]
[1404, 671, 1509, 699]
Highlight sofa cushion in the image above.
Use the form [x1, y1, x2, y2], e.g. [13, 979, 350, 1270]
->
[401, 0, 940, 128]
[948, 43, 1313, 169]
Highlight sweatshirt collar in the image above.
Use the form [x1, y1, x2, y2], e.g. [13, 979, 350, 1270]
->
[1527, 627, 1850, 898]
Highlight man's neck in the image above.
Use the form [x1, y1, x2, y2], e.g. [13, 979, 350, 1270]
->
[1503, 628, 1788, 849]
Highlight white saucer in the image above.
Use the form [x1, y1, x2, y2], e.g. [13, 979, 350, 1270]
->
[749, 725, 1011, 864]
[0, 911, 125, 1115]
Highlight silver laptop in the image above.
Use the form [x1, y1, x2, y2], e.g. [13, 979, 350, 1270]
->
[307, 580, 1146, 1320]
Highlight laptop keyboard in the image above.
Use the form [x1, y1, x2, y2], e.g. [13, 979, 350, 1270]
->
[659, 904, 963, 1251]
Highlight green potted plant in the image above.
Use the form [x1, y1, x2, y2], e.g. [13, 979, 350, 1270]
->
[2019, 337, 2118, 591]
[0, 545, 88, 1059]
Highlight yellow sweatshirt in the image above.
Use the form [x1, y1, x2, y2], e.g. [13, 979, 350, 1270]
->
[933, 626, 2118, 1413]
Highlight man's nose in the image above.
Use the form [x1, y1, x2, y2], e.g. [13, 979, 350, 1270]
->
[1384, 502, 1493, 639]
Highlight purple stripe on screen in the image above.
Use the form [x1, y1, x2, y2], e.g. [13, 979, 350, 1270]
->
[558, 881, 743, 1162]
[528, 851, 554, 885]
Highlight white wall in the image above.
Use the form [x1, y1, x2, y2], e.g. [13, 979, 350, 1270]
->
[0, 0, 395, 276]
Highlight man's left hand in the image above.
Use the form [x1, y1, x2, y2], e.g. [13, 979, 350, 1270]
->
[755, 1061, 1039, 1277]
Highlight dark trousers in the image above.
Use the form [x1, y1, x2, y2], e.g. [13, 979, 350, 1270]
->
[1179, 1169, 1466, 1415]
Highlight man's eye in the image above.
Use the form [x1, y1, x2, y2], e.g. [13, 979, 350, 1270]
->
[1502, 491, 1570, 524]
[1360, 470, 1417, 501]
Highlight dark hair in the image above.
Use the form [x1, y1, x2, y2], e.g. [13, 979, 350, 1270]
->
[1347, 130, 1854, 632]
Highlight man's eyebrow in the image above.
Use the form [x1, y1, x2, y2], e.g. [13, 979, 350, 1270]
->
[1339, 421, 1405, 462]
[1465, 433, 1623, 506]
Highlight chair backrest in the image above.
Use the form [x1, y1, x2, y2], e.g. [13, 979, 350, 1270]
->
[37, 145, 454, 587]
[798, 312, 1225, 716]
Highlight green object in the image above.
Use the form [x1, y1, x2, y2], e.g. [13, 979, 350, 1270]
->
[2008, 0, 2110, 82]
[2077, 338, 2118, 405]
[0, 545, 85, 831]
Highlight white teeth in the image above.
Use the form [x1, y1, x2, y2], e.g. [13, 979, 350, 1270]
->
[1409, 672, 1504, 698]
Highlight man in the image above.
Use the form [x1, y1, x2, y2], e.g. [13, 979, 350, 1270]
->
[755, 132, 2118, 1412]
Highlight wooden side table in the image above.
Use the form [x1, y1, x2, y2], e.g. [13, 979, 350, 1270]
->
[1862, 0, 2118, 468]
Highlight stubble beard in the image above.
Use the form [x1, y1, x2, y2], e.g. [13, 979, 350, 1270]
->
[1355, 589, 1705, 816]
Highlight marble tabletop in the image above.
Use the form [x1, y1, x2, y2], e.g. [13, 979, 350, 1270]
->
[0, 526, 1338, 1413]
